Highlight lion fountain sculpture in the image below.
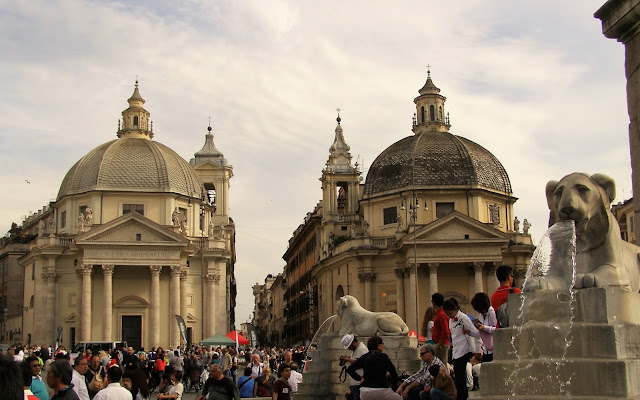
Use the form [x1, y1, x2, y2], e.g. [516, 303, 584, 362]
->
[336, 295, 409, 336]
[524, 172, 640, 293]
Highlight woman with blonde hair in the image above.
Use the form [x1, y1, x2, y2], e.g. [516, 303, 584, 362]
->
[421, 307, 436, 344]
[253, 366, 275, 397]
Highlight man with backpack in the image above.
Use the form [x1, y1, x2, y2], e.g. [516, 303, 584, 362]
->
[491, 265, 521, 327]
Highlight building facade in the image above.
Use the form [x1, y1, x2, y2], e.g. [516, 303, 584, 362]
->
[264, 73, 535, 343]
[17, 83, 236, 349]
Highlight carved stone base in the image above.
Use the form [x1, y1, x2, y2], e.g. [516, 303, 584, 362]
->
[294, 333, 420, 400]
[472, 288, 640, 399]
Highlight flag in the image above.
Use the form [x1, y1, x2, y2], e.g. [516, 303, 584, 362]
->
[175, 315, 188, 345]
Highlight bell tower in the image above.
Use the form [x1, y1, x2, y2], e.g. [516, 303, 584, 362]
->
[320, 112, 361, 253]
[412, 67, 451, 134]
[117, 80, 153, 139]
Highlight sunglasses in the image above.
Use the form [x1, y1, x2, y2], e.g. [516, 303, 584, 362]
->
[420, 352, 427, 355]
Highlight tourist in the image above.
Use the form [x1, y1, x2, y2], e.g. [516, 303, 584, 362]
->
[395, 344, 444, 400]
[490, 265, 521, 326]
[421, 307, 436, 344]
[157, 370, 183, 400]
[1, 354, 23, 400]
[431, 293, 451, 364]
[47, 360, 79, 400]
[254, 366, 275, 397]
[421, 365, 456, 400]
[71, 356, 90, 400]
[94, 366, 132, 400]
[249, 353, 264, 379]
[469, 292, 497, 362]
[341, 334, 368, 400]
[220, 348, 232, 378]
[236, 367, 255, 398]
[122, 347, 138, 371]
[169, 350, 184, 373]
[346, 336, 401, 400]
[273, 363, 292, 400]
[107, 350, 120, 368]
[198, 364, 239, 400]
[26, 356, 48, 400]
[85, 354, 106, 399]
[21, 360, 40, 400]
[122, 369, 150, 400]
[442, 299, 481, 400]
[287, 362, 303, 393]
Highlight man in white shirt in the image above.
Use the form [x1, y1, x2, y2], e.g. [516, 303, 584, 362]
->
[288, 362, 303, 393]
[71, 356, 90, 400]
[94, 366, 132, 400]
[249, 353, 264, 379]
[341, 334, 368, 400]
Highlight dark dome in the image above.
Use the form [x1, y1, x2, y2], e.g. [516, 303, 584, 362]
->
[57, 138, 204, 200]
[363, 131, 512, 197]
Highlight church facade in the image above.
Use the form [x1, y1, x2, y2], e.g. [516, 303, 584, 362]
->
[273, 73, 534, 344]
[17, 83, 236, 349]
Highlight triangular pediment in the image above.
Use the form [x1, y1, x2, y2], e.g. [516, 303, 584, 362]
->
[75, 211, 189, 246]
[399, 211, 509, 245]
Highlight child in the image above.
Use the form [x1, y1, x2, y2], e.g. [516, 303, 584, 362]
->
[469, 292, 497, 362]
[273, 364, 292, 400]
[442, 299, 481, 400]
[421, 364, 456, 400]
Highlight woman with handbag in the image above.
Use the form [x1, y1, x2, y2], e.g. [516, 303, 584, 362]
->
[253, 366, 275, 397]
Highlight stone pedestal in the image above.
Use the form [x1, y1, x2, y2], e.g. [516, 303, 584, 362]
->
[294, 333, 420, 400]
[472, 288, 640, 399]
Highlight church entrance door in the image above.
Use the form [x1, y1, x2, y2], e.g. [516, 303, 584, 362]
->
[122, 315, 142, 351]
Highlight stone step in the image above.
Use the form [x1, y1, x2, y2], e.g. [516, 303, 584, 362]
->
[480, 358, 640, 397]
[493, 322, 640, 360]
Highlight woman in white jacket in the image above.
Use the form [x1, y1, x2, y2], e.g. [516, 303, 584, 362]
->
[469, 292, 498, 363]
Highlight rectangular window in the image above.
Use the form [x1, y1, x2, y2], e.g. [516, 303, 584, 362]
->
[61, 211, 66, 228]
[123, 204, 144, 216]
[383, 206, 398, 225]
[135, 234, 142, 241]
[436, 202, 455, 219]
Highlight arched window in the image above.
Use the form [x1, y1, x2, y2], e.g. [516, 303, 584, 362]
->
[336, 285, 345, 300]
[420, 106, 425, 123]
[430, 105, 435, 121]
[439, 106, 443, 121]
[133, 116, 139, 129]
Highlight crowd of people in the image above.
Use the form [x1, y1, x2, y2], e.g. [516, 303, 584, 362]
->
[0, 341, 309, 400]
[1, 264, 519, 400]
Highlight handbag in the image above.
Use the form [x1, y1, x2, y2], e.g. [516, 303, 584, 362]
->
[88, 366, 104, 392]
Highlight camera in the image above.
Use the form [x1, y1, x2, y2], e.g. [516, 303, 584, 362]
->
[339, 355, 347, 366]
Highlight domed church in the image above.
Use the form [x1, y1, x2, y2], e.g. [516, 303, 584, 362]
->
[19, 83, 236, 349]
[282, 72, 534, 341]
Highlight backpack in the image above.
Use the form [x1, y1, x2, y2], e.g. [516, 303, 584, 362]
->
[496, 288, 515, 328]
[88, 366, 104, 392]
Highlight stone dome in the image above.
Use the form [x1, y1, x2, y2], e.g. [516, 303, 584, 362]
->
[57, 138, 204, 200]
[363, 131, 512, 197]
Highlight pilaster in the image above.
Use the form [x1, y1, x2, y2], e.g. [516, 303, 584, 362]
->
[102, 264, 114, 341]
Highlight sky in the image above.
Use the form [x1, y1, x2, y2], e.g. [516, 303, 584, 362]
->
[0, 0, 632, 325]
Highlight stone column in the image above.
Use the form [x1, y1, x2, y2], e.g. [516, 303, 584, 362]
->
[405, 263, 418, 332]
[395, 268, 406, 320]
[75, 269, 83, 340]
[149, 266, 162, 348]
[102, 265, 114, 341]
[169, 265, 181, 348]
[44, 271, 57, 343]
[205, 273, 219, 337]
[180, 270, 188, 321]
[81, 264, 93, 341]
[473, 262, 484, 295]
[596, 1, 640, 246]
[359, 273, 376, 311]
[428, 263, 439, 298]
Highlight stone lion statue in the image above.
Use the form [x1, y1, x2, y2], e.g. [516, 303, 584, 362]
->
[535, 173, 640, 292]
[336, 295, 409, 336]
